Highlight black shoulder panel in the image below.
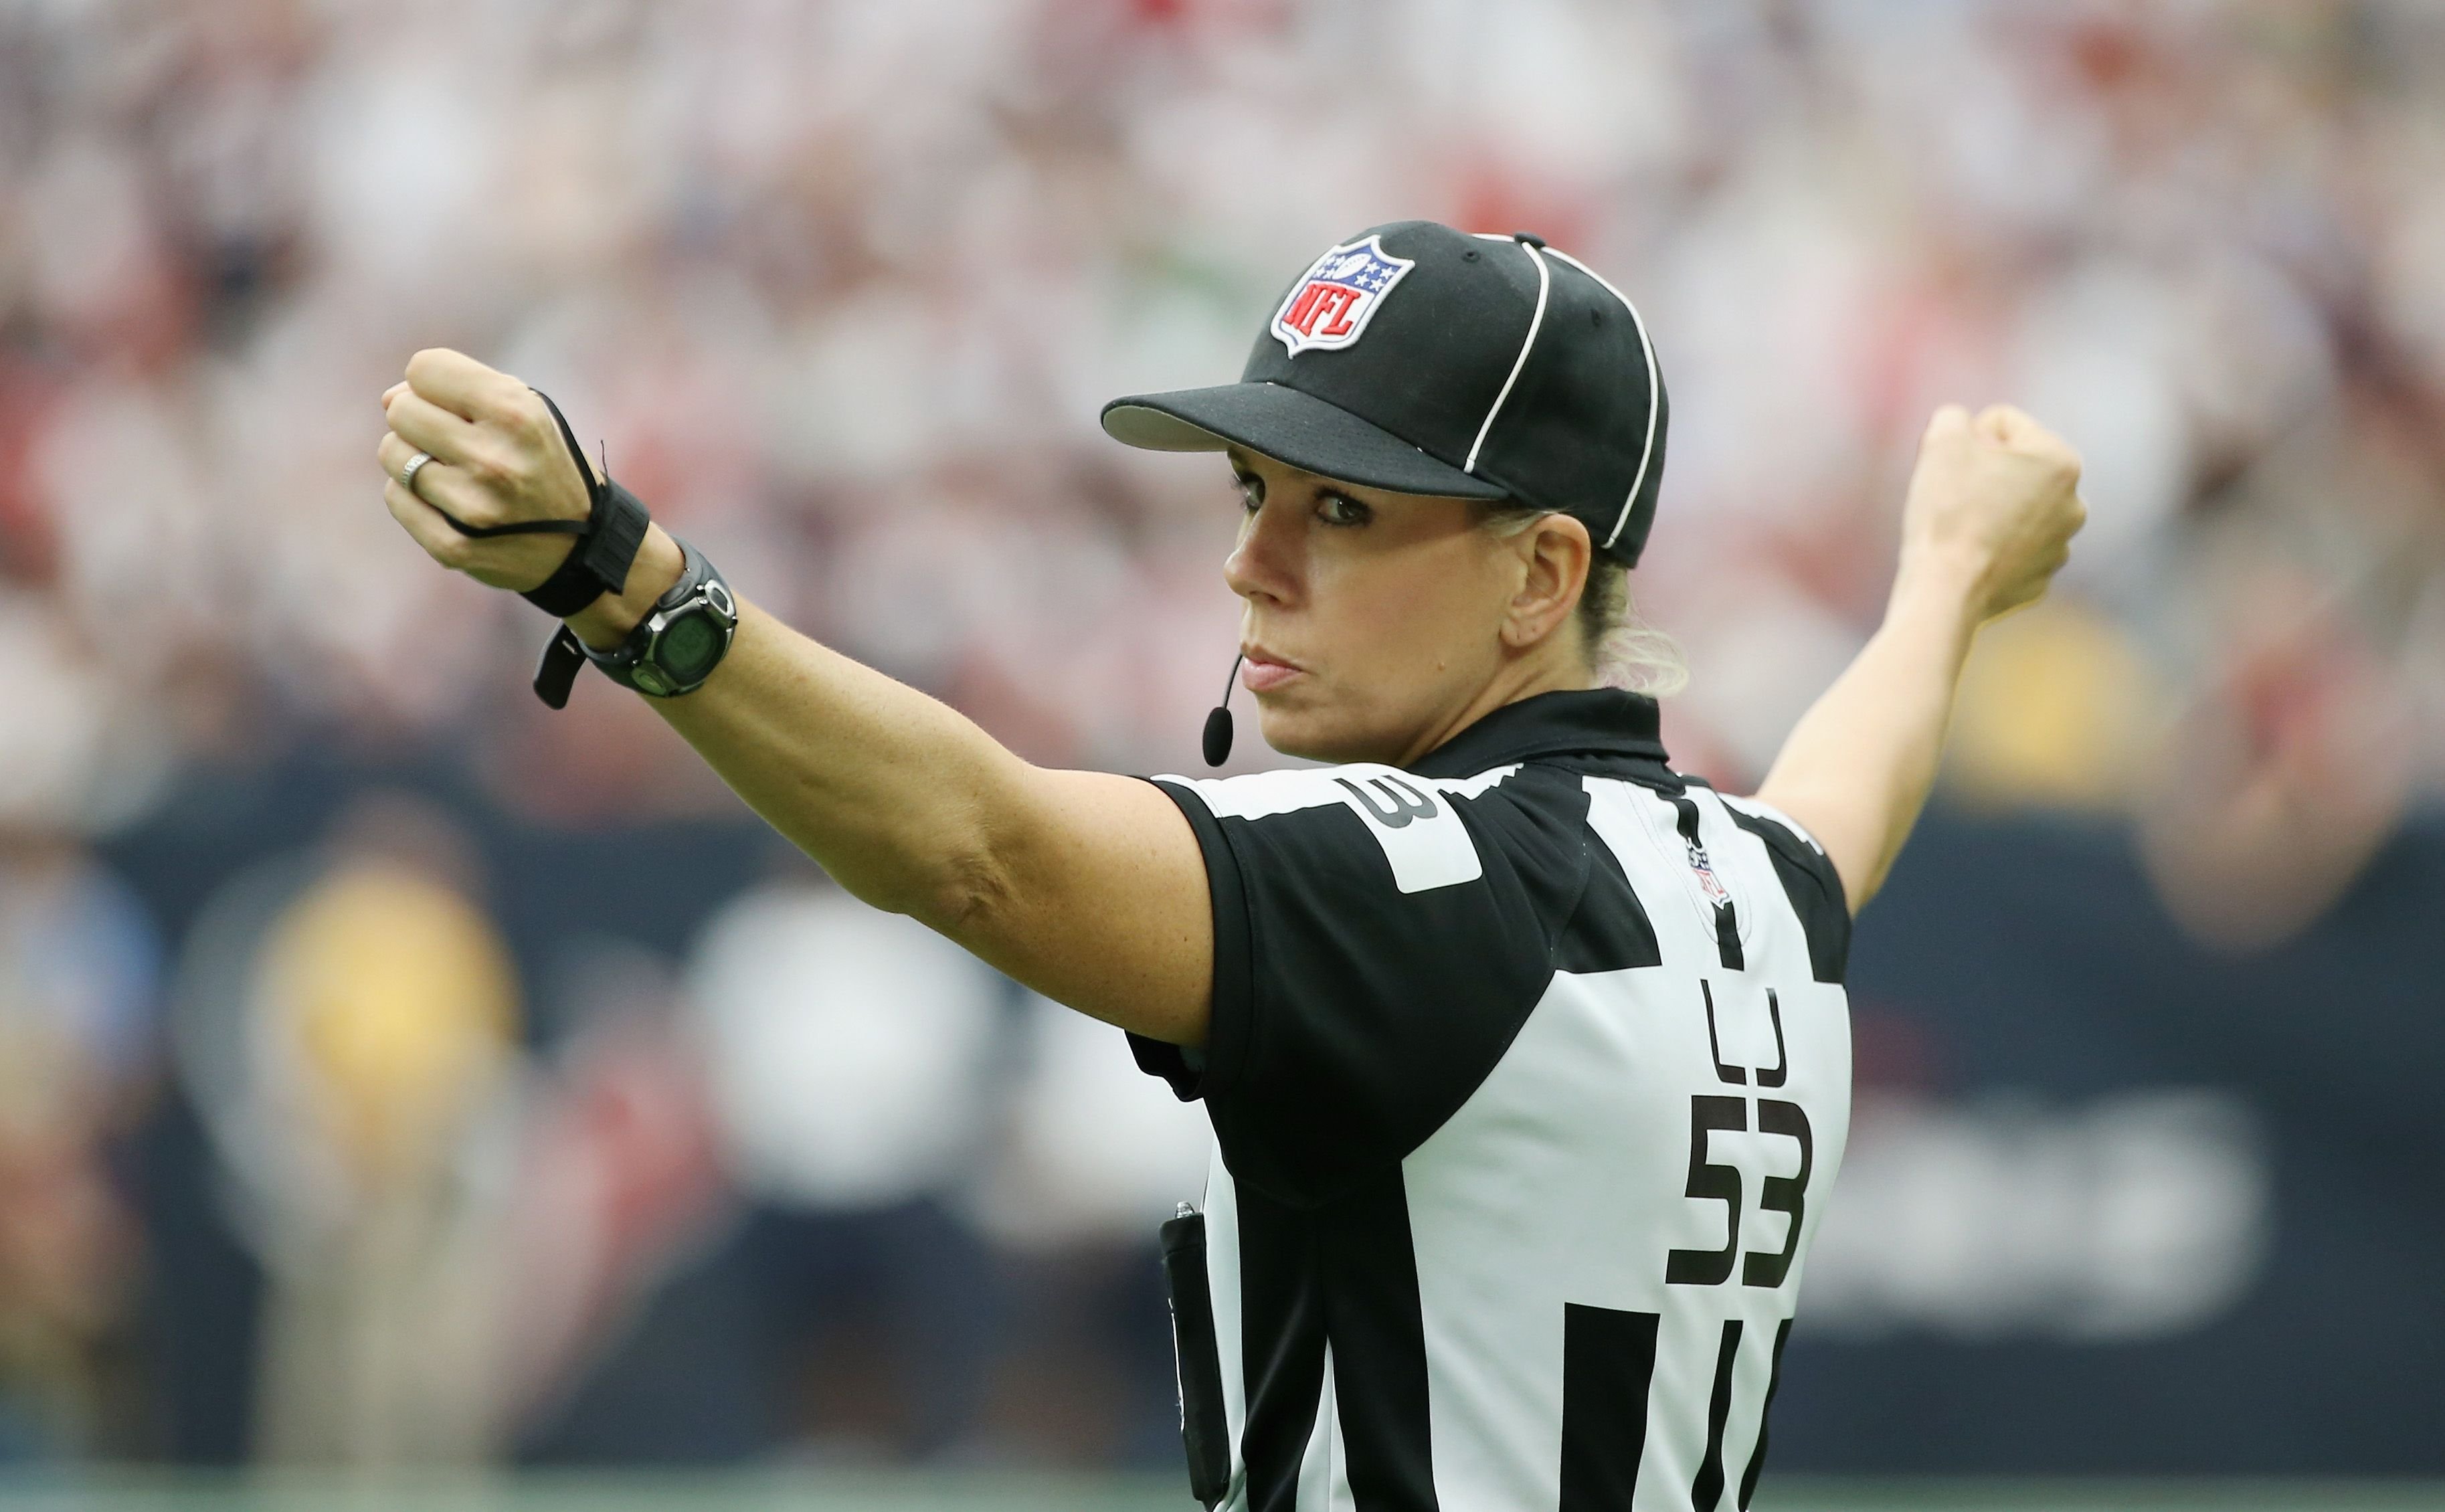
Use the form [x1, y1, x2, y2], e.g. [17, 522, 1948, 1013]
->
[1722, 804, 1850, 984]
[1554, 824, 1663, 974]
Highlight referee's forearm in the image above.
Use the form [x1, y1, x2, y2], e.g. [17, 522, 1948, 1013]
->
[1754, 555, 1981, 913]
[641, 597, 1036, 928]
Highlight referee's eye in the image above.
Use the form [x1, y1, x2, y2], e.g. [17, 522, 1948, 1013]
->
[1316, 490, 1372, 528]
[1234, 470, 1265, 514]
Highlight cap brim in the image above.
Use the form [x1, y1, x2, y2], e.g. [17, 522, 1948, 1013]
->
[1101, 381, 1508, 500]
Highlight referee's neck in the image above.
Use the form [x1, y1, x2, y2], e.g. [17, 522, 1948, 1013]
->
[1392, 660, 1599, 770]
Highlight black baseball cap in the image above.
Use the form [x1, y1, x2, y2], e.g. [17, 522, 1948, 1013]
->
[1101, 219, 1669, 565]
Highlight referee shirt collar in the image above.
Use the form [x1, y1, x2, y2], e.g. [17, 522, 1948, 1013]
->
[1407, 687, 1669, 779]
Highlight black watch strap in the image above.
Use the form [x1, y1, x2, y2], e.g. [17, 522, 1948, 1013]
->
[533, 626, 591, 711]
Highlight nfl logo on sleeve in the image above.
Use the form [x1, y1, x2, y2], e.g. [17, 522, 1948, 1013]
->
[1271, 235, 1417, 356]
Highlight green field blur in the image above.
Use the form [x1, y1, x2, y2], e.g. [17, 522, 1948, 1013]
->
[0, 1475, 2439, 1512]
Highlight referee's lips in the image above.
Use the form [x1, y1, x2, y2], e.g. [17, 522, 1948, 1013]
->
[1240, 645, 1304, 694]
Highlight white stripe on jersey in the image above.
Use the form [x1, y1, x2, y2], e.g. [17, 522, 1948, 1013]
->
[1202, 1142, 1249, 1508]
[1168, 763, 1524, 894]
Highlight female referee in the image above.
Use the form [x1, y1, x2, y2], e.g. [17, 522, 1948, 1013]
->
[375, 221, 2082, 1512]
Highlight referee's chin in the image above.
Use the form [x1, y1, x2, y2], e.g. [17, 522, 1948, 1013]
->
[1251, 695, 1405, 768]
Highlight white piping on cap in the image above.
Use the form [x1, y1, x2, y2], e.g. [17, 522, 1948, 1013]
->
[1464, 233, 1550, 475]
[1542, 247, 1660, 551]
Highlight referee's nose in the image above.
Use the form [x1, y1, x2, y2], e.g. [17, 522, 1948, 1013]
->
[1223, 495, 1301, 609]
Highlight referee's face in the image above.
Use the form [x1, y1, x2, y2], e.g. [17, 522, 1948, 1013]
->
[1223, 450, 1581, 765]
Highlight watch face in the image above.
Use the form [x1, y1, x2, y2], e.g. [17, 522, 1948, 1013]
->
[658, 610, 725, 682]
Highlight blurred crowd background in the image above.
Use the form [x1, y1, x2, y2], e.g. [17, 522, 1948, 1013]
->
[1, 0, 2442, 1481]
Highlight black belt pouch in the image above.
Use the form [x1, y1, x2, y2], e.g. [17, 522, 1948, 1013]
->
[1160, 1206, 1231, 1507]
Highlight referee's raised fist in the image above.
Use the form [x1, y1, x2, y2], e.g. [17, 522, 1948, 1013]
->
[1900, 401, 2087, 624]
[373, 349, 596, 593]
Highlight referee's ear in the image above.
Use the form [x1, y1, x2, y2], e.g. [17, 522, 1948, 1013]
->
[1498, 511, 1595, 657]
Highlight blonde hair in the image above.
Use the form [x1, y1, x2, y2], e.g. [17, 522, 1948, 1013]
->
[1477, 503, 1688, 696]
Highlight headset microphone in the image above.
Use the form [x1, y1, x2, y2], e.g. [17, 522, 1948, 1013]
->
[1202, 652, 1245, 767]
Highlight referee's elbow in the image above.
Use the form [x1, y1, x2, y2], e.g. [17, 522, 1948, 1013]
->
[886, 840, 1016, 947]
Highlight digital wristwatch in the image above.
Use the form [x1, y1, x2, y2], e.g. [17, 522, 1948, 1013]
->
[571, 536, 739, 698]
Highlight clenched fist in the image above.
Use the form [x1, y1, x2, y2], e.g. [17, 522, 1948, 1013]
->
[1898, 404, 2086, 624]
[375, 349, 598, 593]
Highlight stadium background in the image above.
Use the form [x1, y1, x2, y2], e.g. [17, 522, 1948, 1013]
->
[0, 0, 2440, 1507]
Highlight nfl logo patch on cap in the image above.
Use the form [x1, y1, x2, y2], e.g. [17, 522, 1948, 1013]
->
[1271, 235, 1415, 356]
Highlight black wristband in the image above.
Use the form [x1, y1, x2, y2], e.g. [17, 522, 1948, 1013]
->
[519, 478, 650, 618]
[503, 389, 650, 619]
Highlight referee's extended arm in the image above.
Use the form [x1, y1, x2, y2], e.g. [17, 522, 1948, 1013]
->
[376, 351, 1216, 1048]
[375, 351, 2077, 1040]
[1754, 403, 2085, 913]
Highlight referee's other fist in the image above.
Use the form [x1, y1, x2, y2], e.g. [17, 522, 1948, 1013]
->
[1898, 403, 2087, 624]
[374, 348, 597, 593]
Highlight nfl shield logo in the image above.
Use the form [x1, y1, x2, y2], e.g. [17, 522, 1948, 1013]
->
[1686, 839, 1732, 908]
[1271, 235, 1416, 356]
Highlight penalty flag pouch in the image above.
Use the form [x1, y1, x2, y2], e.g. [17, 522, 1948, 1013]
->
[1160, 1204, 1231, 1507]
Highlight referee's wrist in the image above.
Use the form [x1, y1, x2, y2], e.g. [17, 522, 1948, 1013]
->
[567, 524, 687, 650]
[1889, 547, 1985, 615]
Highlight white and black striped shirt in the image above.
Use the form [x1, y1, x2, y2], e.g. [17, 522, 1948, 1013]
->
[1134, 689, 1851, 1512]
